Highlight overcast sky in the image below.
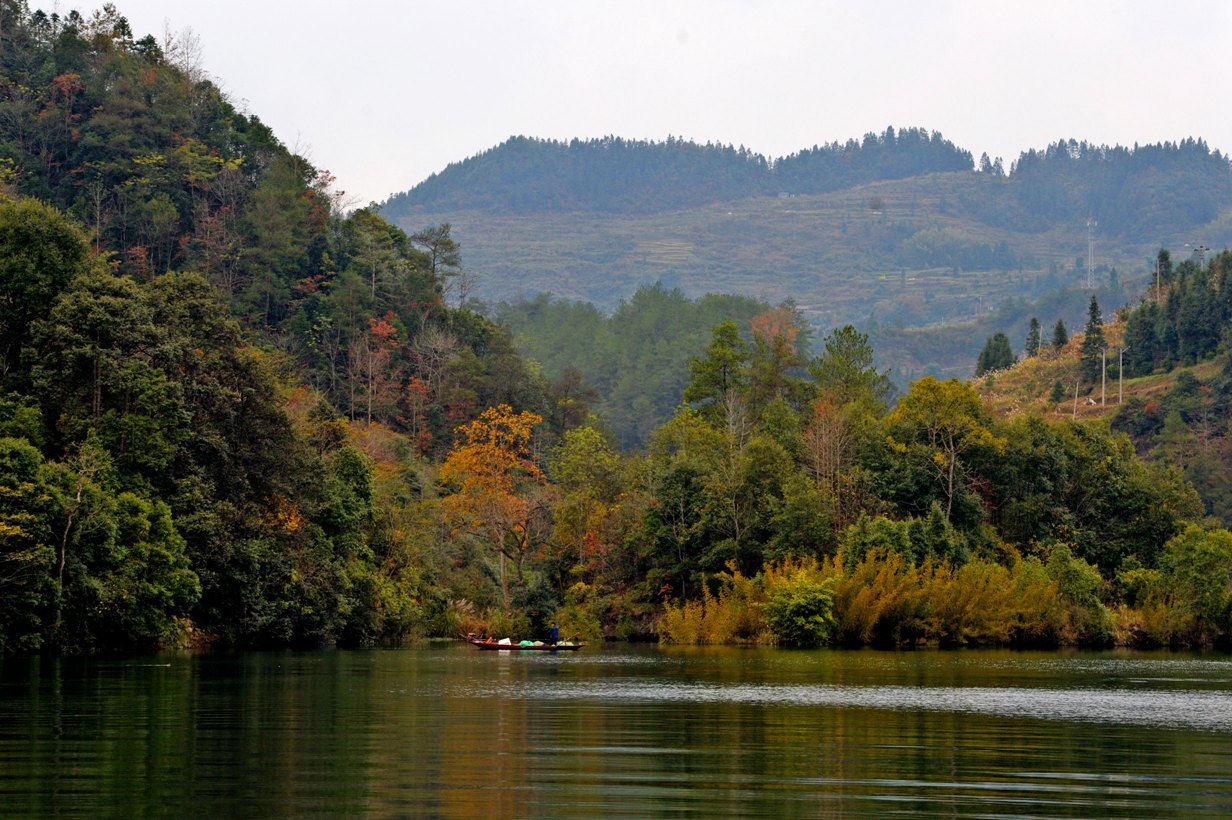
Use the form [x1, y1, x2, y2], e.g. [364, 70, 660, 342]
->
[105, 0, 1232, 206]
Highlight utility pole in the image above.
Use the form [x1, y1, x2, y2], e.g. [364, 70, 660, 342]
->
[1186, 242, 1210, 267]
[1119, 347, 1127, 404]
[1156, 254, 1161, 301]
[1101, 348, 1106, 406]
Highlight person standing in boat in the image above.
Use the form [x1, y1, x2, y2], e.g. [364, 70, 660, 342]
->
[548, 622, 560, 646]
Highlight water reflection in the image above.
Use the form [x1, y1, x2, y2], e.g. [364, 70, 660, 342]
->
[504, 679, 1232, 732]
[2, 646, 1230, 816]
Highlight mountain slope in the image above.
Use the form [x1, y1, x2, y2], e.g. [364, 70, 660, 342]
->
[383, 135, 1232, 380]
[975, 253, 1232, 527]
[390, 171, 1162, 326]
[382, 128, 972, 216]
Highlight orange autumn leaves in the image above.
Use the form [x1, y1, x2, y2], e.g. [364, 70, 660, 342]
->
[439, 404, 546, 603]
[440, 404, 543, 494]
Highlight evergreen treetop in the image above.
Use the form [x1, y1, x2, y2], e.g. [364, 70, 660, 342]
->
[1025, 317, 1041, 357]
[1052, 318, 1069, 350]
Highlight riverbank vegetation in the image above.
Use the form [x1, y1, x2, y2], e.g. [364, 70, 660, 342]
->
[1, 3, 1230, 654]
[661, 527, 1232, 650]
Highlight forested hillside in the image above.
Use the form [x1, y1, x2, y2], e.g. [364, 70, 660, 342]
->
[0, 3, 547, 448]
[384, 128, 1231, 236]
[1100, 250, 1232, 525]
[2, 4, 1230, 655]
[1012, 139, 1232, 240]
[0, 3, 560, 652]
[970, 248, 1232, 527]
[869, 279, 1131, 383]
[382, 129, 1232, 379]
[382, 128, 972, 215]
[496, 287, 777, 448]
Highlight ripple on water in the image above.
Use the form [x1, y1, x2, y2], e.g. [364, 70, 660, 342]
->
[458, 678, 1232, 733]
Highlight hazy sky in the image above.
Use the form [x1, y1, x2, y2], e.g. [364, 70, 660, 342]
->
[106, 0, 1232, 206]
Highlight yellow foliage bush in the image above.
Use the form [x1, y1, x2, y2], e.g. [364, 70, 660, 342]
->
[659, 550, 1076, 648]
[1111, 603, 1179, 647]
[830, 550, 925, 646]
[659, 568, 771, 645]
[659, 560, 829, 645]
[924, 559, 1009, 645]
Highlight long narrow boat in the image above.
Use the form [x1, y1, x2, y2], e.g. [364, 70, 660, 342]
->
[464, 636, 585, 651]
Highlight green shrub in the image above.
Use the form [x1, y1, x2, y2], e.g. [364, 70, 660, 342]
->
[763, 575, 837, 647]
[1045, 543, 1113, 645]
[1158, 525, 1232, 646]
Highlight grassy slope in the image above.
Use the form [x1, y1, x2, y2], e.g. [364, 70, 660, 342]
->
[976, 311, 1224, 422]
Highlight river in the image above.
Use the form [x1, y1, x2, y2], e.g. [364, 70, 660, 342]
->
[3, 644, 1231, 816]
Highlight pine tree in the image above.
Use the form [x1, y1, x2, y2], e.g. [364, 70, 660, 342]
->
[1156, 248, 1173, 292]
[1025, 317, 1041, 356]
[1079, 295, 1106, 384]
[975, 332, 1015, 376]
[683, 320, 750, 427]
[1123, 304, 1159, 376]
[1052, 319, 1069, 350]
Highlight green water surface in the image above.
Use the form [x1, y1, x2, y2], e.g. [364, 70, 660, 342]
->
[2, 645, 1230, 816]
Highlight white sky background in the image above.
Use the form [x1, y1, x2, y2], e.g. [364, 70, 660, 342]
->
[103, 0, 1232, 206]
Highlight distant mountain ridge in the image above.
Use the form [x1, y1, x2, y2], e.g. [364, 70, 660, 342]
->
[382, 130, 1232, 240]
[1010, 138, 1232, 239]
[381, 128, 973, 216]
[381, 128, 1232, 384]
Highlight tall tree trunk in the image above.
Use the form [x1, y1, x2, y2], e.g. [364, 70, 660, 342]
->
[55, 474, 86, 634]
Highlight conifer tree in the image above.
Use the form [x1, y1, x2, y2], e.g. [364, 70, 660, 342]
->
[975, 333, 1015, 376]
[683, 321, 750, 428]
[1079, 295, 1106, 384]
[1025, 317, 1041, 356]
[1052, 319, 1069, 350]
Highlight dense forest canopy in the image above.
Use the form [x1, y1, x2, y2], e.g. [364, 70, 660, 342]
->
[774, 127, 974, 195]
[384, 136, 772, 215]
[381, 129, 973, 216]
[0, 1, 565, 652]
[0, 0, 548, 449]
[495, 287, 780, 448]
[1011, 138, 1232, 238]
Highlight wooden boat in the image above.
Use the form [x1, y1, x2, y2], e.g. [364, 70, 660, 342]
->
[464, 635, 585, 651]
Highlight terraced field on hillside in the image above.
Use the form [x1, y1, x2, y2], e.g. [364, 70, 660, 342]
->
[395, 172, 1167, 325]
[393, 170, 1230, 378]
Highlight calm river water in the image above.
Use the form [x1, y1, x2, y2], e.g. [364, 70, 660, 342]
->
[2, 644, 1231, 816]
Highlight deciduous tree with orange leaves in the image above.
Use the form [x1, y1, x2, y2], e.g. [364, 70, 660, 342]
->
[439, 404, 548, 606]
